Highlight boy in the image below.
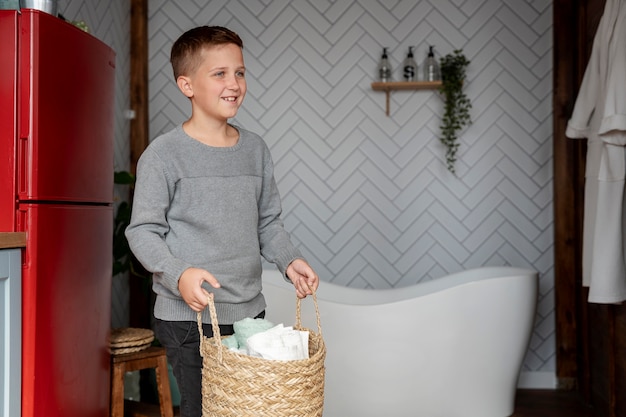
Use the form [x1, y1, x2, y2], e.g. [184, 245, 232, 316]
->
[125, 26, 319, 417]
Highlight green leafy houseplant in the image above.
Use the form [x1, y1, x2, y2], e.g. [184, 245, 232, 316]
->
[112, 170, 152, 281]
[438, 49, 472, 175]
[112, 170, 153, 325]
[113, 170, 136, 276]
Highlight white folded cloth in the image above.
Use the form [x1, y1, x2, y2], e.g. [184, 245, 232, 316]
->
[246, 324, 309, 361]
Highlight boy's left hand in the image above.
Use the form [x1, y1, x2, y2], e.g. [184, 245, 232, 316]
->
[286, 259, 319, 299]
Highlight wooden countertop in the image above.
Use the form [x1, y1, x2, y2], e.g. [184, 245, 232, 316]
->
[0, 232, 27, 249]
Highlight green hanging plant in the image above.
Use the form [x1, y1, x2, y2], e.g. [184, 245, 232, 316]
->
[438, 49, 472, 175]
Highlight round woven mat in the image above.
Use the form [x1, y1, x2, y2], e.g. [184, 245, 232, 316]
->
[110, 327, 154, 350]
[110, 342, 153, 355]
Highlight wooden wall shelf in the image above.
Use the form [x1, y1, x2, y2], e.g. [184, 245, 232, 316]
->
[371, 81, 442, 116]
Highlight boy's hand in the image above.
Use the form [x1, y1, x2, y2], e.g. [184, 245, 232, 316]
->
[286, 259, 319, 299]
[178, 267, 221, 312]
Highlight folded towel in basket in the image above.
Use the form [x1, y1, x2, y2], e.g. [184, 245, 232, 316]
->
[232, 317, 275, 349]
[246, 324, 309, 361]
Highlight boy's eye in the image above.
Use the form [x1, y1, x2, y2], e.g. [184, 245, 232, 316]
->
[236, 70, 245, 77]
[214, 71, 224, 77]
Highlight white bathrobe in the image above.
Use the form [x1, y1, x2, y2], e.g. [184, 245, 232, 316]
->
[566, 0, 626, 303]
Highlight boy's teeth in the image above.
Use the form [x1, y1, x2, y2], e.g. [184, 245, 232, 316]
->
[224, 97, 236, 101]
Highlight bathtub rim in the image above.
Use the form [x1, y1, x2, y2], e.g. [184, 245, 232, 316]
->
[262, 266, 538, 306]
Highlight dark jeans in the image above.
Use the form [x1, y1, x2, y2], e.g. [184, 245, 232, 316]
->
[154, 312, 264, 417]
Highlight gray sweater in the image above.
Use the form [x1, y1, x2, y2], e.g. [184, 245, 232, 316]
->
[125, 125, 303, 324]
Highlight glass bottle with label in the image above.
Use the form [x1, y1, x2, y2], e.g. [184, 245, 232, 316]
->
[423, 45, 440, 81]
[378, 47, 392, 82]
[402, 46, 417, 81]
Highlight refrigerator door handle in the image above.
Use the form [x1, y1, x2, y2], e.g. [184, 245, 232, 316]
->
[17, 135, 29, 198]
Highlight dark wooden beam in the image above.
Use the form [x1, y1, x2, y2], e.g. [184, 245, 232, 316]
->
[129, 0, 151, 329]
[130, 0, 149, 175]
[553, 0, 586, 391]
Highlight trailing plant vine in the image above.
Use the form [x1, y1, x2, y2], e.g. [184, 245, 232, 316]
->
[439, 49, 472, 175]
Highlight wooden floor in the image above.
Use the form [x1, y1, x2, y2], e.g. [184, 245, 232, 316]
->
[126, 389, 598, 417]
[512, 389, 598, 417]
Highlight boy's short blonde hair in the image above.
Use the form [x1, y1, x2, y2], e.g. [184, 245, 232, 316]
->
[170, 26, 243, 80]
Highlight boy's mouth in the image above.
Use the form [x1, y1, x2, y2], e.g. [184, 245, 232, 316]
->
[223, 97, 237, 102]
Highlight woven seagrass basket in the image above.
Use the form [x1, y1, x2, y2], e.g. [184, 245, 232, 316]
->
[197, 292, 326, 417]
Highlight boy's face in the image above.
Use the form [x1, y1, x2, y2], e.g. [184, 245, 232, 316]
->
[178, 43, 247, 121]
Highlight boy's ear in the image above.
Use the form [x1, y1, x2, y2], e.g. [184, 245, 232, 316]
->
[177, 76, 194, 98]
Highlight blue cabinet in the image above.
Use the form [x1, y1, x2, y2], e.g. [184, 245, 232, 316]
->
[1, 248, 21, 417]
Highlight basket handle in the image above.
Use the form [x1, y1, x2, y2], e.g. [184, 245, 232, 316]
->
[197, 293, 225, 362]
[197, 290, 323, 362]
[296, 291, 323, 338]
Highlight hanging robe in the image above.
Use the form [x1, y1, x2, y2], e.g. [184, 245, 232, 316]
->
[565, 0, 626, 303]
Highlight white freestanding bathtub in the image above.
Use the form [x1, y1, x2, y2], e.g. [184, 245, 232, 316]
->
[262, 266, 538, 417]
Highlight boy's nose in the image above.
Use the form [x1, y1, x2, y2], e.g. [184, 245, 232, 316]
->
[226, 75, 241, 90]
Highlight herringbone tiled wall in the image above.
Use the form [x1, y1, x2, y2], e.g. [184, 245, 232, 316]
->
[64, 0, 554, 381]
[147, 0, 554, 378]
[59, 0, 555, 382]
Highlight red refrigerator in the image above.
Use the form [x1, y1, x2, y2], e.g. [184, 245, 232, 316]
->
[0, 9, 115, 417]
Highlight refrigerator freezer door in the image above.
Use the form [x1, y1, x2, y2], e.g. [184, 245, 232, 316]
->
[20, 203, 112, 417]
[0, 11, 19, 231]
[17, 10, 115, 204]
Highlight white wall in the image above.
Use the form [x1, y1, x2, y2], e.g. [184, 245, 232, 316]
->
[146, 0, 554, 381]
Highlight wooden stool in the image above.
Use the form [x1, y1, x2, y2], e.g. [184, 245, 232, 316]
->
[110, 346, 174, 417]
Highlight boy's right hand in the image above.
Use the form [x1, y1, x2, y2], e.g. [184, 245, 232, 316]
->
[178, 267, 221, 312]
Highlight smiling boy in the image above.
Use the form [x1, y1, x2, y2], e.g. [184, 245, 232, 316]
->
[125, 26, 319, 417]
